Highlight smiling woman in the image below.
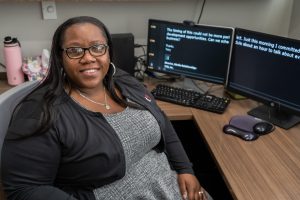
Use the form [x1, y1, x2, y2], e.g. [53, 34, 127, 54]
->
[1, 16, 212, 200]
[61, 22, 112, 98]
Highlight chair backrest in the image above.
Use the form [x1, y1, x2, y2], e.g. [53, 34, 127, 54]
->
[0, 80, 39, 200]
[0, 80, 39, 162]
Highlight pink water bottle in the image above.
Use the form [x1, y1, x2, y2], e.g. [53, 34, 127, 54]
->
[3, 36, 24, 86]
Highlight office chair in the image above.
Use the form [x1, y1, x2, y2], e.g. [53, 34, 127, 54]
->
[0, 80, 39, 199]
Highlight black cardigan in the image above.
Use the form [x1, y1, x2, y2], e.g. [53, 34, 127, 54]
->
[1, 69, 194, 200]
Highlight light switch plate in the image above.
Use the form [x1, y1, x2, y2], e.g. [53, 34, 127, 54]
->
[41, 0, 57, 20]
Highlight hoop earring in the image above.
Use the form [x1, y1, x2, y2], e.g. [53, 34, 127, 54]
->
[110, 62, 116, 76]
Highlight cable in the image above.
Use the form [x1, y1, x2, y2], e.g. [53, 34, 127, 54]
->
[197, 0, 206, 24]
[191, 79, 206, 94]
[0, 62, 6, 68]
[134, 44, 148, 80]
[134, 57, 147, 80]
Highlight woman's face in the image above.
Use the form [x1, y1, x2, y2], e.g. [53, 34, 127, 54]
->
[62, 23, 110, 89]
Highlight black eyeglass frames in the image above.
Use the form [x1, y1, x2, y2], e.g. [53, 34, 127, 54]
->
[62, 44, 109, 59]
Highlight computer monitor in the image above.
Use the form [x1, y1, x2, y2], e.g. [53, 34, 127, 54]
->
[147, 19, 234, 91]
[226, 28, 300, 129]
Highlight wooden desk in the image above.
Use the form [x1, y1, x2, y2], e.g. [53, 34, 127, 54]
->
[157, 96, 300, 200]
[1, 81, 300, 200]
[0, 80, 10, 94]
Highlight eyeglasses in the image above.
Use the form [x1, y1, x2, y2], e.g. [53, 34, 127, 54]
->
[62, 44, 108, 59]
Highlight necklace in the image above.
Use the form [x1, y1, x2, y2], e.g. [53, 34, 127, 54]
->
[77, 87, 111, 110]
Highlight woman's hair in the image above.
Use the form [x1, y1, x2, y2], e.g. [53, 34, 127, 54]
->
[30, 16, 132, 135]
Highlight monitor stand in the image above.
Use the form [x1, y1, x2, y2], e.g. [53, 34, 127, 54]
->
[247, 105, 300, 129]
[168, 78, 208, 94]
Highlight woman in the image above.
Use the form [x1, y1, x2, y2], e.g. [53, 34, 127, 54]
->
[1, 16, 211, 200]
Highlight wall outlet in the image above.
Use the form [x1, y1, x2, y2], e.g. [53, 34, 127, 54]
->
[41, 0, 57, 20]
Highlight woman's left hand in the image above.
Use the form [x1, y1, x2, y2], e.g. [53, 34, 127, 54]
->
[178, 173, 207, 200]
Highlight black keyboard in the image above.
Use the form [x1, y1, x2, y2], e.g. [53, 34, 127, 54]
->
[151, 84, 230, 114]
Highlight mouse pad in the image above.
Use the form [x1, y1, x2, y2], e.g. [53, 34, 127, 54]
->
[229, 115, 263, 132]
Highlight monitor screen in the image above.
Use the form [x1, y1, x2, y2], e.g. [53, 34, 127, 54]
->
[147, 19, 234, 85]
[226, 28, 300, 129]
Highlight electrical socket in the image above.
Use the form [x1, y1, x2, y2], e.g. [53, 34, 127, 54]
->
[41, 0, 57, 20]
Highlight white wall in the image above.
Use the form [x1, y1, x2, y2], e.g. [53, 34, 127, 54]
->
[0, 0, 199, 71]
[0, 0, 298, 72]
[195, 0, 294, 36]
[289, 0, 300, 39]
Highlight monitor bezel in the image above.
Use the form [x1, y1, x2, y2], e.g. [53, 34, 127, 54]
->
[225, 27, 300, 117]
[146, 18, 234, 85]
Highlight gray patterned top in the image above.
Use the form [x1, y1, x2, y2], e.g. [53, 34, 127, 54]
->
[93, 107, 182, 200]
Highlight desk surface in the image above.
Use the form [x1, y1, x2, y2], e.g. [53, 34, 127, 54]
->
[191, 101, 300, 200]
[0, 80, 10, 94]
[155, 91, 300, 200]
[1, 80, 300, 200]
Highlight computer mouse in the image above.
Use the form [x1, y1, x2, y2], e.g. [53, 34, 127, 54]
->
[253, 122, 274, 135]
[223, 124, 259, 141]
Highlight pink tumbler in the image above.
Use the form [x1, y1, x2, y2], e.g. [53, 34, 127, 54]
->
[3, 36, 24, 86]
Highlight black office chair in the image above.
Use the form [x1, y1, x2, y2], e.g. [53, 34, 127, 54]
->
[0, 80, 39, 199]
